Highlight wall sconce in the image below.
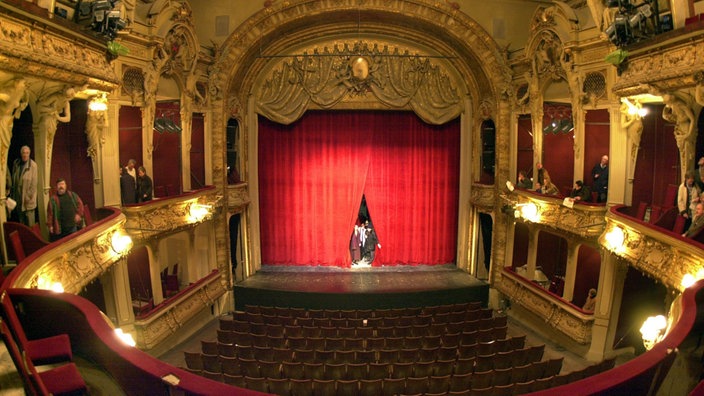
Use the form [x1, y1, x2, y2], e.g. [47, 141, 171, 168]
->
[36, 275, 64, 293]
[88, 93, 108, 112]
[114, 328, 136, 347]
[640, 315, 667, 350]
[111, 230, 133, 255]
[604, 226, 625, 254]
[188, 203, 212, 222]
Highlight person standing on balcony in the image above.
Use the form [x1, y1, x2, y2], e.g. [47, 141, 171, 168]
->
[8, 145, 37, 226]
[47, 178, 84, 242]
[591, 155, 609, 203]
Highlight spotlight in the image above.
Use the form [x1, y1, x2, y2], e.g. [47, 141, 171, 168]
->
[154, 118, 167, 133]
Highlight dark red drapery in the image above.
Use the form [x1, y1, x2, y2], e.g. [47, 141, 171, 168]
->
[258, 110, 460, 267]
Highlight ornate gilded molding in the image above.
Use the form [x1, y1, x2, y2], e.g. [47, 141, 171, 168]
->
[600, 210, 704, 292]
[506, 190, 607, 240]
[0, 7, 119, 90]
[133, 270, 226, 350]
[497, 269, 593, 344]
[226, 183, 251, 210]
[256, 41, 461, 125]
[613, 32, 704, 96]
[470, 183, 495, 211]
[121, 188, 223, 244]
[8, 214, 129, 294]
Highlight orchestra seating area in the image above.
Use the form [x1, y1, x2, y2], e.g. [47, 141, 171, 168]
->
[181, 302, 615, 395]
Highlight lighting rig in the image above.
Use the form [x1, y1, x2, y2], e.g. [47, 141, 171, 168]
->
[604, 0, 663, 48]
[75, 0, 127, 40]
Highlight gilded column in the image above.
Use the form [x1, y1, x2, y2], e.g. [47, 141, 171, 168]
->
[586, 251, 628, 361]
[0, 76, 28, 263]
[562, 239, 580, 302]
[86, 105, 108, 208]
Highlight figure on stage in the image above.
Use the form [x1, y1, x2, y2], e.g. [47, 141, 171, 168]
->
[361, 220, 381, 264]
[350, 224, 362, 264]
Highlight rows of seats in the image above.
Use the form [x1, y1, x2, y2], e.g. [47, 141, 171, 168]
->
[233, 309, 494, 329]
[184, 346, 554, 380]
[243, 301, 483, 318]
[201, 334, 526, 362]
[185, 302, 571, 395]
[224, 314, 501, 335]
[216, 326, 509, 350]
[468, 357, 616, 395]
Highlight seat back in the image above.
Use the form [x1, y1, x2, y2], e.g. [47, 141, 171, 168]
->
[83, 204, 93, 226]
[0, 321, 36, 394]
[663, 184, 678, 209]
[636, 202, 648, 220]
[3, 221, 48, 262]
[649, 205, 662, 224]
[0, 292, 31, 348]
[9, 231, 26, 263]
[673, 215, 687, 235]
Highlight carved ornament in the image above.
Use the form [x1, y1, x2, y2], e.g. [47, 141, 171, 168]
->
[0, 12, 119, 90]
[133, 270, 226, 350]
[227, 183, 251, 210]
[497, 269, 593, 344]
[8, 216, 130, 294]
[470, 184, 495, 210]
[600, 211, 704, 292]
[507, 190, 607, 240]
[122, 188, 223, 244]
[257, 41, 461, 125]
[613, 33, 704, 97]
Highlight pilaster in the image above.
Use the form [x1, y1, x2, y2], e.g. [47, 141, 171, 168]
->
[586, 251, 629, 361]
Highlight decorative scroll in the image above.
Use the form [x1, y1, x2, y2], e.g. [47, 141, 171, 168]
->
[257, 42, 461, 125]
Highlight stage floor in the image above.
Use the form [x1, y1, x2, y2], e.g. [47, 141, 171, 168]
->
[233, 264, 489, 311]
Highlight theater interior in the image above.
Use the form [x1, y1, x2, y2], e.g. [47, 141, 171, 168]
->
[2, 0, 704, 395]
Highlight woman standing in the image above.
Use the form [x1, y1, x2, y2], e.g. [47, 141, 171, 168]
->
[137, 166, 153, 202]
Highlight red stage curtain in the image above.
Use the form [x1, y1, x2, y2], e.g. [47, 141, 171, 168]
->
[258, 110, 460, 267]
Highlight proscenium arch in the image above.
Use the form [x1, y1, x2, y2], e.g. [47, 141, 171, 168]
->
[213, 0, 513, 272]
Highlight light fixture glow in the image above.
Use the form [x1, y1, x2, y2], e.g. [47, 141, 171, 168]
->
[640, 315, 667, 350]
[604, 226, 625, 253]
[89, 93, 108, 112]
[36, 275, 64, 293]
[114, 328, 136, 347]
[188, 203, 212, 222]
[518, 203, 539, 222]
[111, 231, 133, 255]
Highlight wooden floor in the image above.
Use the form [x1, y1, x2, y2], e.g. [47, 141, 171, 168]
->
[234, 264, 489, 311]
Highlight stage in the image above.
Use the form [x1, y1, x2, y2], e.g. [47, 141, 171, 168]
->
[233, 264, 489, 311]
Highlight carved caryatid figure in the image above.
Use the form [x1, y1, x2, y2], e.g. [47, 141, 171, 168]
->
[620, 98, 644, 180]
[0, 78, 28, 174]
[661, 93, 696, 181]
[36, 86, 78, 161]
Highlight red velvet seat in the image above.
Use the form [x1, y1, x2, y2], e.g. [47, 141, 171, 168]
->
[1, 292, 74, 366]
[1, 321, 86, 396]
